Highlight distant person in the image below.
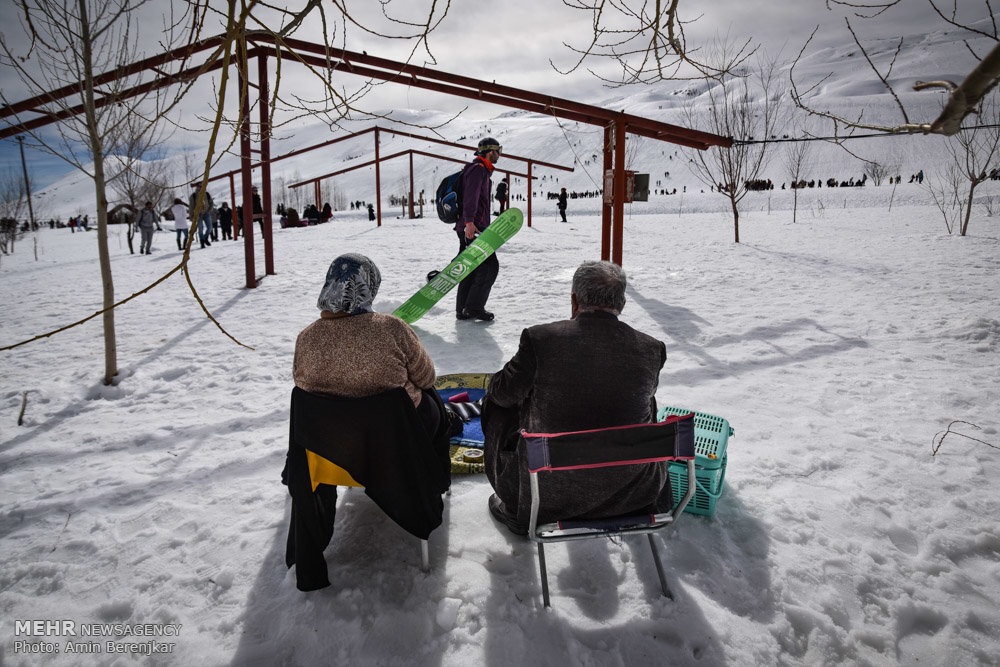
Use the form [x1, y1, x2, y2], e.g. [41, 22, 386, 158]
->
[482, 260, 670, 535]
[454, 137, 502, 322]
[322, 202, 333, 221]
[189, 185, 214, 248]
[68, 216, 76, 233]
[252, 186, 264, 233]
[557, 187, 568, 222]
[170, 198, 189, 251]
[367, 203, 376, 222]
[136, 201, 158, 255]
[495, 180, 509, 213]
[218, 202, 233, 240]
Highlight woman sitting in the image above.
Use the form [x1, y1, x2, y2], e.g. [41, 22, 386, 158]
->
[293, 252, 448, 439]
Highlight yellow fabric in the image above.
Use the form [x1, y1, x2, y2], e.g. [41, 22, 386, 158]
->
[306, 450, 362, 491]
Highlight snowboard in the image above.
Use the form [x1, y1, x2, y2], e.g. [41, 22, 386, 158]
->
[392, 208, 523, 324]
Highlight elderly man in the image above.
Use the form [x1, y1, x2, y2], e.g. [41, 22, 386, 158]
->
[483, 260, 671, 535]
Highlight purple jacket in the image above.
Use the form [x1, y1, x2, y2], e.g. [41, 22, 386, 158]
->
[456, 156, 494, 233]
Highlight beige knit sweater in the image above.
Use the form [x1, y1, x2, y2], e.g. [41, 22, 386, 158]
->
[293, 312, 436, 406]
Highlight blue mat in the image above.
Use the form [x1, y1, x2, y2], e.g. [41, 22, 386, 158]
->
[437, 387, 485, 446]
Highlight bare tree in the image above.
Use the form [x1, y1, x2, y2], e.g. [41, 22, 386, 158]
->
[684, 48, 784, 242]
[925, 162, 964, 234]
[552, 0, 754, 83]
[782, 131, 813, 224]
[0, 1, 455, 379]
[110, 114, 171, 253]
[0, 0, 198, 384]
[862, 160, 894, 186]
[945, 98, 1000, 235]
[791, 1, 999, 136]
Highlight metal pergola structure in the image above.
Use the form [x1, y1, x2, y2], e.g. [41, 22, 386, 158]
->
[286, 147, 533, 218]
[0, 31, 730, 288]
[204, 125, 572, 228]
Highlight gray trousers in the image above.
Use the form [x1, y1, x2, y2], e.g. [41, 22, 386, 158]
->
[139, 226, 154, 252]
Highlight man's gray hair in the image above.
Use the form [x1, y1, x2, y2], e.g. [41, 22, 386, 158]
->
[572, 260, 626, 314]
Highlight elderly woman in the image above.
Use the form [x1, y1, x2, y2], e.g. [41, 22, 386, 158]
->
[293, 252, 446, 436]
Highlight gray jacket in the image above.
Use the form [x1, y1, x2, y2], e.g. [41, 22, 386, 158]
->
[136, 208, 158, 229]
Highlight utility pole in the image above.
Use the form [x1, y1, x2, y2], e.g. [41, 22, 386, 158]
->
[16, 136, 36, 229]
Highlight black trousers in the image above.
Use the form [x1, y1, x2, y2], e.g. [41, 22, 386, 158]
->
[455, 230, 499, 315]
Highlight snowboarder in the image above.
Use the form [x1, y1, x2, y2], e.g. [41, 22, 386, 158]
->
[455, 137, 502, 321]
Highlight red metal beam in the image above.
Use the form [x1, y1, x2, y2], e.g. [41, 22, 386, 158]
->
[288, 148, 531, 188]
[255, 35, 728, 148]
[0, 34, 227, 122]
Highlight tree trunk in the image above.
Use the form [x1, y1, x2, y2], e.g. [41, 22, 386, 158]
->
[731, 195, 740, 243]
[793, 187, 798, 224]
[961, 179, 979, 236]
[79, 0, 118, 385]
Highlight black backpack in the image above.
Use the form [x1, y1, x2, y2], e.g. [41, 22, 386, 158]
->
[436, 171, 463, 224]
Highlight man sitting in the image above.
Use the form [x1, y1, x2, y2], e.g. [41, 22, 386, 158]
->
[483, 260, 671, 535]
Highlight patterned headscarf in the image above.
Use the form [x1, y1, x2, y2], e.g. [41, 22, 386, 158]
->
[317, 253, 381, 315]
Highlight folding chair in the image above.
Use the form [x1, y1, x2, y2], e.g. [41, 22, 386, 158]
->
[521, 413, 697, 607]
[284, 386, 450, 590]
[304, 450, 430, 571]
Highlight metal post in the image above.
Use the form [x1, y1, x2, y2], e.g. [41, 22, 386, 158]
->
[601, 124, 613, 261]
[408, 151, 415, 219]
[526, 161, 533, 227]
[314, 182, 320, 210]
[257, 53, 274, 276]
[238, 39, 256, 288]
[15, 136, 35, 229]
[374, 127, 382, 227]
[612, 114, 626, 267]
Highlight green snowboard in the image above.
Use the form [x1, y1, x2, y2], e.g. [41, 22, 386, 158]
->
[393, 208, 524, 324]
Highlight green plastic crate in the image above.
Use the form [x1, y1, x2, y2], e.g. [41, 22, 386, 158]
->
[658, 406, 734, 516]
[669, 455, 727, 516]
[657, 406, 734, 470]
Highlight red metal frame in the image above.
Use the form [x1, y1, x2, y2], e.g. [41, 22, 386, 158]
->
[0, 30, 730, 282]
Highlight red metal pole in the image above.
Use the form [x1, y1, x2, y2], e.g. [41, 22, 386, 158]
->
[258, 53, 274, 276]
[408, 151, 415, 219]
[601, 124, 612, 261]
[374, 128, 382, 226]
[238, 41, 256, 288]
[527, 162, 533, 227]
[314, 182, 320, 209]
[612, 115, 626, 267]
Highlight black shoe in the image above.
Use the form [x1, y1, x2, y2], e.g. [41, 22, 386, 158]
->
[464, 308, 494, 322]
[489, 494, 527, 536]
[456, 309, 472, 320]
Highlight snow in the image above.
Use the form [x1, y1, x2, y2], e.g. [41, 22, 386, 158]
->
[3, 16, 1000, 667]
[2, 188, 999, 665]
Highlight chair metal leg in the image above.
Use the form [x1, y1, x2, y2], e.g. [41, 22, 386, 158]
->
[647, 534, 673, 599]
[537, 543, 551, 607]
[420, 539, 430, 572]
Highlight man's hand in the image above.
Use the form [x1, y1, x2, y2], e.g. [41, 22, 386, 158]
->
[464, 221, 477, 240]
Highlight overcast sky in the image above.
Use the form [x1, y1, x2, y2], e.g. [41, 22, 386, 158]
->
[0, 0, 976, 191]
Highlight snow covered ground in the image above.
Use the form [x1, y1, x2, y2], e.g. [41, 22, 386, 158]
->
[2, 184, 999, 665]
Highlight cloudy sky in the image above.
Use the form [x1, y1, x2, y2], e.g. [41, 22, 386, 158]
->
[0, 0, 974, 191]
